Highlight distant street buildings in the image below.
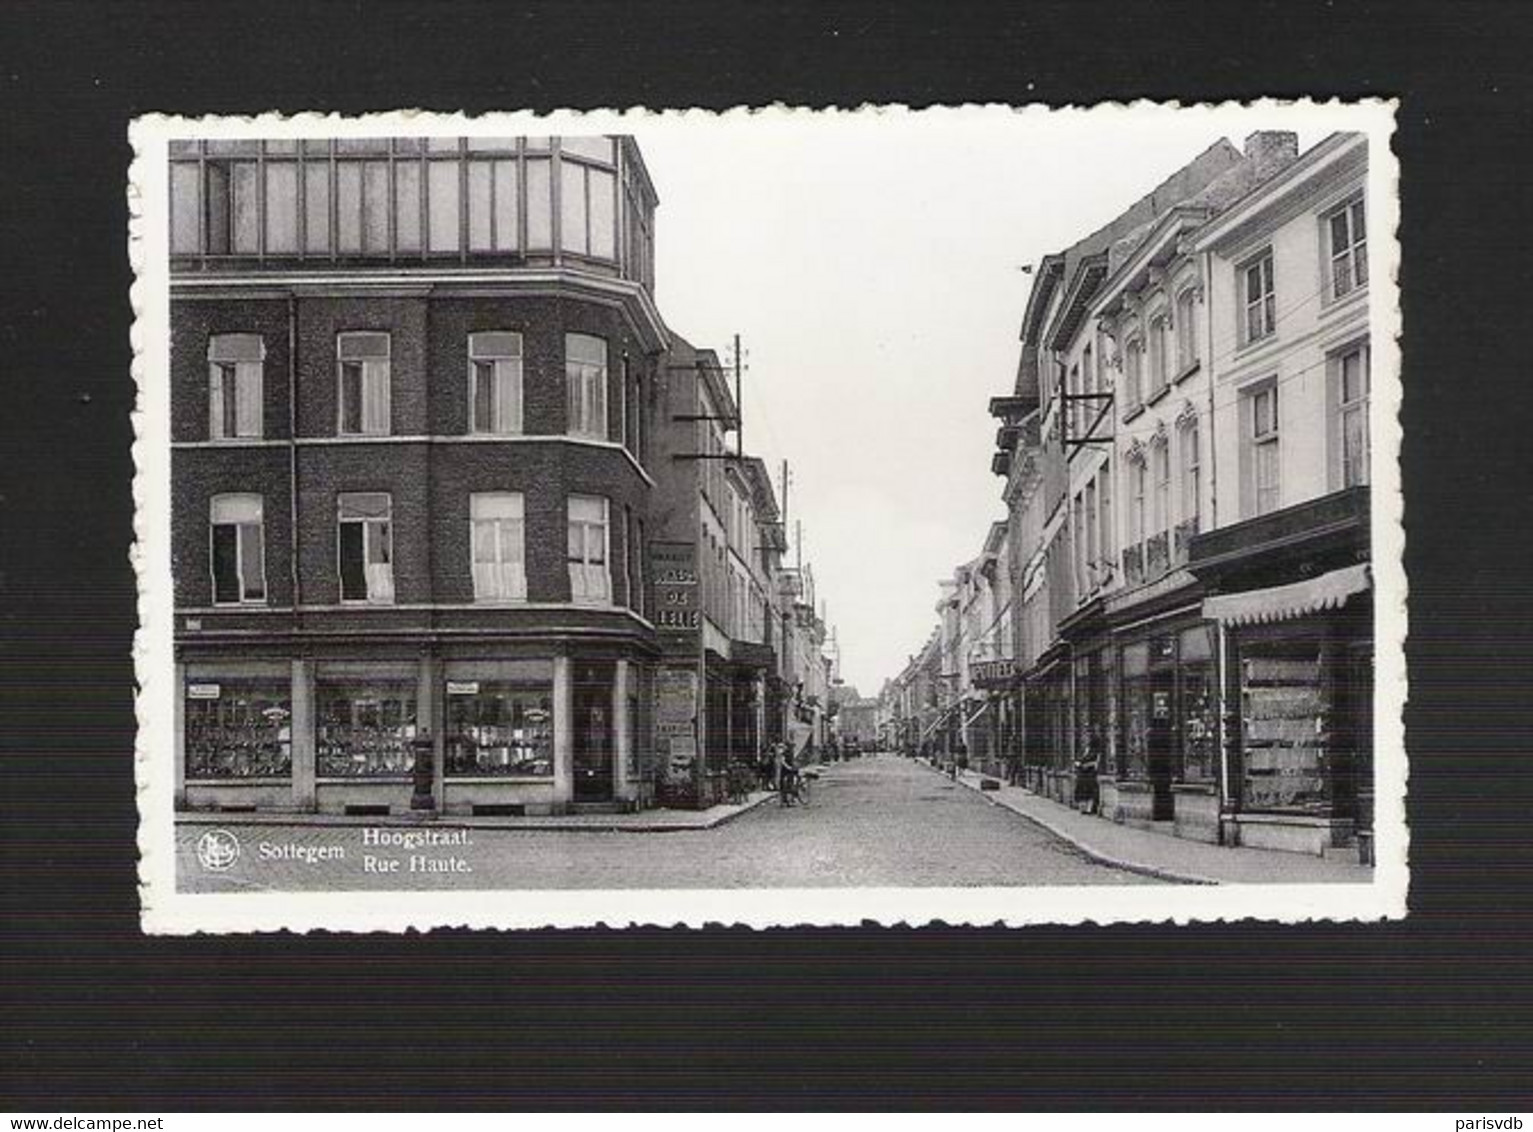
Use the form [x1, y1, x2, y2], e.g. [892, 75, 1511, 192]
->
[883, 131, 1375, 862]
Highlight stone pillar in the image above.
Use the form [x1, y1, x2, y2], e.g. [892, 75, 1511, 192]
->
[290, 658, 316, 812]
[613, 659, 631, 803]
[172, 662, 186, 809]
[553, 654, 573, 810]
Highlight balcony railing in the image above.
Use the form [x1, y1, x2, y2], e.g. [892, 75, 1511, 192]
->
[1172, 518, 1199, 566]
[1122, 543, 1144, 586]
[1146, 531, 1170, 579]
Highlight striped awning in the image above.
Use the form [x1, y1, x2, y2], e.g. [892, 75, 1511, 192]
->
[1203, 563, 1371, 627]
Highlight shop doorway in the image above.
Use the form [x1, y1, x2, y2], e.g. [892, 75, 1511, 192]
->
[1148, 669, 1175, 820]
[572, 662, 615, 803]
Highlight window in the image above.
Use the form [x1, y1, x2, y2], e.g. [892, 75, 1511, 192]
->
[1175, 289, 1198, 371]
[337, 332, 391, 435]
[336, 159, 389, 254]
[1337, 343, 1371, 487]
[203, 160, 259, 254]
[565, 333, 608, 440]
[1152, 440, 1171, 536]
[635, 516, 647, 618]
[1181, 419, 1202, 531]
[445, 673, 555, 777]
[559, 158, 617, 259]
[1130, 458, 1147, 546]
[210, 493, 266, 605]
[207, 334, 264, 439]
[1250, 384, 1281, 516]
[1072, 493, 1087, 597]
[470, 492, 526, 602]
[1124, 339, 1144, 410]
[1328, 197, 1368, 298]
[467, 159, 519, 252]
[337, 492, 394, 604]
[567, 495, 610, 604]
[170, 162, 202, 254]
[1084, 480, 1099, 584]
[469, 332, 524, 434]
[1243, 253, 1276, 343]
[1148, 316, 1169, 397]
[184, 678, 291, 779]
[316, 678, 418, 777]
[1097, 462, 1113, 571]
[264, 161, 299, 253]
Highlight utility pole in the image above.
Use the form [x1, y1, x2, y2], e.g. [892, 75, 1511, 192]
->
[780, 459, 790, 532]
[734, 332, 743, 461]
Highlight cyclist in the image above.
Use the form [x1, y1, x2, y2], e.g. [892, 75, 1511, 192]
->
[778, 744, 801, 807]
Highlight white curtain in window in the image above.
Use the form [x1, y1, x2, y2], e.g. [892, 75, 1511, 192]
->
[470, 333, 523, 434]
[235, 361, 262, 435]
[471, 493, 526, 601]
[566, 334, 607, 439]
[365, 560, 395, 604]
[361, 360, 390, 434]
[567, 495, 608, 602]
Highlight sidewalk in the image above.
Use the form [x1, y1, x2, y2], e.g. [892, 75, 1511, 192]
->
[176, 790, 776, 834]
[928, 762, 1373, 885]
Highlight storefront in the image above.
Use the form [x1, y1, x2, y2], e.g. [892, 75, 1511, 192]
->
[1108, 616, 1221, 838]
[1022, 649, 1073, 804]
[179, 645, 650, 816]
[1188, 486, 1373, 857]
[1207, 567, 1373, 856]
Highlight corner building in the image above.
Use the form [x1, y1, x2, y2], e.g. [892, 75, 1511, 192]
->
[171, 134, 668, 815]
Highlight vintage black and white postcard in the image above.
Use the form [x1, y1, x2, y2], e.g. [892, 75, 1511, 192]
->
[130, 102, 1404, 933]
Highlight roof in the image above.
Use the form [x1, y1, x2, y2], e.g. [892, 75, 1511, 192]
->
[1035, 139, 1245, 351]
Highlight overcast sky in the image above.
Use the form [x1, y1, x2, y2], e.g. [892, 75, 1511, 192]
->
[632, 105, 1338, 694]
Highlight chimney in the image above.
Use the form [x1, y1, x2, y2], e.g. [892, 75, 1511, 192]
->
[1244, 130, 1299, 169]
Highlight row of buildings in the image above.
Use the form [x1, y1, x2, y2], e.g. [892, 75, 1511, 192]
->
[881, 131, 1376, 860]
[169, 133, 838, 816]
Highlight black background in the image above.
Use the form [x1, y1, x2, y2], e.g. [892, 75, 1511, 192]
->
[3, 0, 1531, 1111]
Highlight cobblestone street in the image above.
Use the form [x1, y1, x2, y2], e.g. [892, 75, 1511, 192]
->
[177, 755, 1163, 892]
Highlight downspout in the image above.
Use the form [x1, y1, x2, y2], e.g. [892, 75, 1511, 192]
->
[287, 293, 300, 621]
[1201, 246, 1231, 842]
[1203, 248, 1218, 531]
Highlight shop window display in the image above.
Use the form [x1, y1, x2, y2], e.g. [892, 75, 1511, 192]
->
[1178, 624, 1219, 781]
[1239, 644, 1329, 810]
[445, 681, 555, 777]
[316, 681, 418, 777]
[185, 679, 292, 779]
[1120, 641, 1151, 779]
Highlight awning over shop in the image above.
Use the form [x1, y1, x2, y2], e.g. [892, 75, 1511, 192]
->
[961, 700, 991, 731]
[919, 699, 963, 739]
[1203, 563, 1371, 627]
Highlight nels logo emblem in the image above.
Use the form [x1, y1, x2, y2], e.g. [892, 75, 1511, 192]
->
[195, 828, 241, 872]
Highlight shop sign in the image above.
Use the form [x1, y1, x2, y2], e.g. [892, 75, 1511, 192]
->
[187, 683, 221, 700]
[654, 668, 699, 784]
[971, 659, 1017, 689]
[446, 681, 480, 696]
[650, 540, 700, 638]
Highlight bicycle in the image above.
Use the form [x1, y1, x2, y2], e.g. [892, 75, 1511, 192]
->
[779, 766, 817, 807]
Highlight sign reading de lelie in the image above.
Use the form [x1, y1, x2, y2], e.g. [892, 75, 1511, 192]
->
[650, 541, 701, 636]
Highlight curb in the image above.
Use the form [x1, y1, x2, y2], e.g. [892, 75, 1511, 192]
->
[929, 762, 1220, 886]
[175, 790, 776, 835]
